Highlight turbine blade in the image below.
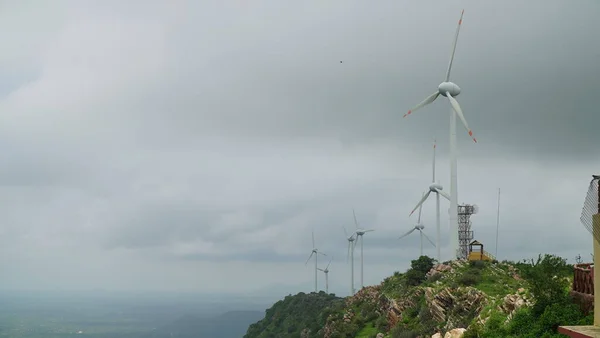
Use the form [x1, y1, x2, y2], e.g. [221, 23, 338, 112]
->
[364, 229, 375, 233]
[343, 226, 348, 238]
[437, 189, 451, 201]
[399, 227, 417, 239]
[410, 191, 431, 216]
[352, 209, 359, 229]
[417, 192, 425, 224]
[445, 9, 465, 82]
[319, 252, 327, 256]
[404, 92, 439, 118]
[305, 252, 314, 265]
[317, 268, 324, 272]
[422, 231, 436, 247]
[432, 139, 437, 183]
[447, 93, 477, 143]
[326, 258, 332, 269]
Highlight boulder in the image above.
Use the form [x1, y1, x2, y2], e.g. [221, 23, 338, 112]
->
[444, 328, 466, 338]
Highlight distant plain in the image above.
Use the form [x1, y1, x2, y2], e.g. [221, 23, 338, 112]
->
[0, 291, 268, 338]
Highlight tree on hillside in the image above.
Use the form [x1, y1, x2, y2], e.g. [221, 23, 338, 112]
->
[244, 291, 344, 338]
[405, 256, 436, 286]
[516, 254, 572, 316]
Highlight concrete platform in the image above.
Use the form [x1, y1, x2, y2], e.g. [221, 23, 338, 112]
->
[559, 326, 600, 338]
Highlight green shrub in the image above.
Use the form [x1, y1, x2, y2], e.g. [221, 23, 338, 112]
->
[427, 273, 443, 283]
[375, 316, 388, 332]
[518, 254, 572, 316]
[457, 269, 481, 286]
[390, 326, 419, 338]
[472, 255, 590, 338]
[418, 307, 432, 322]
[469, 260, 486, 269]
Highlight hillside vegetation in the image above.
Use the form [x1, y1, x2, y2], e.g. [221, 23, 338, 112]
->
[245, 292, 344, 338]
[244, 254, 593, 338]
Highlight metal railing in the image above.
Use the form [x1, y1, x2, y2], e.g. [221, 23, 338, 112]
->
[483, 250, 496, 261]
[573, 263, 594, 295]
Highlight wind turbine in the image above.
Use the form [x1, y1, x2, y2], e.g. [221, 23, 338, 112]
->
[404, 10, 477, 259]
[317, 258, 333, 294]
[343, 227, 356, 296]
[352, 209, 374, 289]
[400, 192, 437, 257]
[408, 139, 450, 262]
[305, 231, 326, 293]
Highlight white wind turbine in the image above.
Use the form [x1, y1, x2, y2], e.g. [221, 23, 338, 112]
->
[404, 10, 477, 259]
[305, 231, 326, 293]
[400, 192, 437, 257]
[317, 258, 333, 294]
[352, 209, 374, 290]
[407, 140, 450, 262]
[343, 227, 357, 296]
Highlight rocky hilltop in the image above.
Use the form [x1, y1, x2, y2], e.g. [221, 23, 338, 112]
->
[244, 255, 593, 338]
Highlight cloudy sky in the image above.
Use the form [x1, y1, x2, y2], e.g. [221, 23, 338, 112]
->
[0, 0, 598, 298]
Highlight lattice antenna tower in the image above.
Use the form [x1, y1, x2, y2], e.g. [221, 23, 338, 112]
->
[457, 204, 478, 259]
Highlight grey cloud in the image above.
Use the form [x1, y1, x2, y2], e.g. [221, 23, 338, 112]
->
[148, 0, 600, 161]
[0, 0, 596, 293]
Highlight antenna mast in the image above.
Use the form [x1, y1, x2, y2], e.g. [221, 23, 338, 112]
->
[495, 188, 501, 258]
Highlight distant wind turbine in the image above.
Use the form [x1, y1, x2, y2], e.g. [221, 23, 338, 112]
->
[400, 192, 436, 257]
[343, 227, 357, 296]
[305, 231, 326, 293]
[317, 258, 333, 294]
[352, 209, 374, 289]
[408, 139, 450, 262]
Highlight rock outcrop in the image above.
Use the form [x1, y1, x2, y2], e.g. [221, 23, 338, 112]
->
[425, 286, 487, 325]
[443, 327, 467, 338]
[427, 263, 454, 279]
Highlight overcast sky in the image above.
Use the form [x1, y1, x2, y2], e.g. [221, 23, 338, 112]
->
[0, 0, 598, 298]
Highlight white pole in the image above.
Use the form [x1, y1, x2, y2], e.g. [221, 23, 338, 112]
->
[360, 236, 364, 289]
[315, 253, 318, 293]
[420, 231, 423, 257]
[350, 244, 355, 295]
[348, 242, 352, 296]
[436, 192, 441, 262]
[495, 188, 501, 258]
[432, 139, 436, 183]
[449, 107, 459, 259]
[325, 272, 329, 294]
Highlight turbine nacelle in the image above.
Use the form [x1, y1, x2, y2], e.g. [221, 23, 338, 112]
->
[429, 183, 443, 192]
[438, 82, 461, 97]
[416, 224, 425, 230]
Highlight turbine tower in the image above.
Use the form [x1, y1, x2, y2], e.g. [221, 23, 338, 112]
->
[352, 209, 374, 290]
[305, 231, 326, 293]
[317, 258, 332, 294]
[400, 192, 437, 257]
[408, 139, 450, 262]
[343, 227, 357, 296]
[404, 10, 477, 259]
